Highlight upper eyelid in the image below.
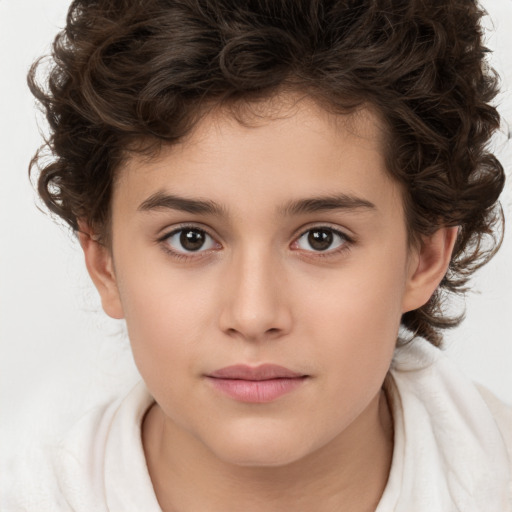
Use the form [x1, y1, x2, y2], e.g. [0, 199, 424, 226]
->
[159, 223, 218, 241]
[294, 223, 353, 241]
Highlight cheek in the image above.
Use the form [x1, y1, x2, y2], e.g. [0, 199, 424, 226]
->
[114, 259, 216, 387]
[300, 250, 407, 334]
[298, 254, 406, 386]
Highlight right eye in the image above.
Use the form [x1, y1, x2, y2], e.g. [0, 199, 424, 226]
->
[163, 227, 219, 254]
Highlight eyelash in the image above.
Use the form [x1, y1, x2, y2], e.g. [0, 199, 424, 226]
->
[293, 226, 353, 260]
[157, 224, 354, 262]
[157, 224, 219, 262]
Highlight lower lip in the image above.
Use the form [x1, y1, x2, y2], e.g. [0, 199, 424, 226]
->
[206, 377, 307, 403]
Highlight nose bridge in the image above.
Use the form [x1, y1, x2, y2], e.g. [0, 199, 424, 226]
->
[219, 241, 291, 341]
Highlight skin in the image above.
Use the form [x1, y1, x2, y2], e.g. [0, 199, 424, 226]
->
[80, 96, 457, 512]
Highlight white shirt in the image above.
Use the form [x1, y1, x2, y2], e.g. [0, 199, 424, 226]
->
[4, 338, 512, 511]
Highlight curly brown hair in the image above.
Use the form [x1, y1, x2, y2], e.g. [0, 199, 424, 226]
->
[28, 0, 505, 346]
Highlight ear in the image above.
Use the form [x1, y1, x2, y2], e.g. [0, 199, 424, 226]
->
[402, 226, 458, 313]
[77, 222, 124, 319]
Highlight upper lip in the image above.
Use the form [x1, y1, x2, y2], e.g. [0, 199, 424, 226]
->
[207, 364, 306, 381]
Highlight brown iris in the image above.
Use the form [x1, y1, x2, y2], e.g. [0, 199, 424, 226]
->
[180, 229, 206, 251]
[308, 229, 333, 251]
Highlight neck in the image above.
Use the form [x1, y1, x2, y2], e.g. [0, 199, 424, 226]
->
[142, 389, 393, 512]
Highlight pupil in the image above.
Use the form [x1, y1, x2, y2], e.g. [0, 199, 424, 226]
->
[180, 229, 205, 251]
[308, 229, 333, 251]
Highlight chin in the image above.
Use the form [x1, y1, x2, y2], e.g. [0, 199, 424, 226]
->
[218, 446, 306, 468]
[205, 423, 317, 468]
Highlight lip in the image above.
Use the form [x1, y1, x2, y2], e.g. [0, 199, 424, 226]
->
[209, 364, 305, 380]
[206, 364, 309, 403]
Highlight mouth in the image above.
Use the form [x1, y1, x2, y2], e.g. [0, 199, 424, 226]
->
[205, 364, 309, 403]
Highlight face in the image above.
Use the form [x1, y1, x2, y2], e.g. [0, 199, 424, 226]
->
[91, 98, 438, 467]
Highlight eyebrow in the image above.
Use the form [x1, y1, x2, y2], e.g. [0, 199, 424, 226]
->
[279, 194, 376, 216]
[138, 191, 376, 217]
[138, 191, 228, 217]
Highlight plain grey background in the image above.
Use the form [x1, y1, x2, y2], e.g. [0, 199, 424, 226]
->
[1, 0, 511, 456]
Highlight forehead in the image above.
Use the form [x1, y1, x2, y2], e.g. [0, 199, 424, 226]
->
[113, 96, 403, 222]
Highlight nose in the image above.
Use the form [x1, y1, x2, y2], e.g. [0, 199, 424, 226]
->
[218, 245, 293, 343]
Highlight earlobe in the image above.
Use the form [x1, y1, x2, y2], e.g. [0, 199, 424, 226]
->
[402, 226, 458, 313]
[77, 223, 125, 320]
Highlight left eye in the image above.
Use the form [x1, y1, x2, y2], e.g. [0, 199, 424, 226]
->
[164, 228, 218, 253]
[294, 228, 348, 252]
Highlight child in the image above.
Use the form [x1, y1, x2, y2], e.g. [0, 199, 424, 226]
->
[9, 0, 512, 510]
